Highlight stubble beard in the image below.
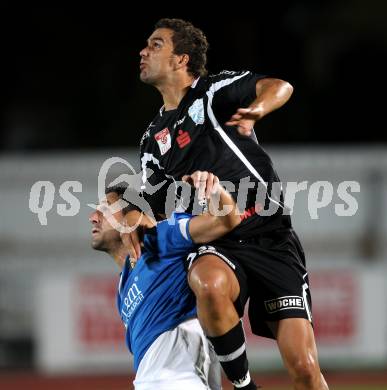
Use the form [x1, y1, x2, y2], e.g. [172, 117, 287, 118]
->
[91, 237, 107, 252]
[140, 67, 161, 87]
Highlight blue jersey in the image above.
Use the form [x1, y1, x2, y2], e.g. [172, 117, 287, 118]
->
[116, 212, 197, 370]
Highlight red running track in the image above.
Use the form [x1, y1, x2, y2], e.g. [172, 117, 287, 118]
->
[0, 371, 386, 389]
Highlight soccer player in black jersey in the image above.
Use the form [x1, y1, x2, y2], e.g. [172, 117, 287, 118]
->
[126, 18, 329, 390]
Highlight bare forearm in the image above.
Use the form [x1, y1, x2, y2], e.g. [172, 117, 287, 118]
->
[208, 187, 240, 231]
[250, 78, 293, 120]
[225, 77, 293, 135]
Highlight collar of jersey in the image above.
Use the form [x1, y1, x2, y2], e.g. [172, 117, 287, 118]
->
[159, 77, 201, 117]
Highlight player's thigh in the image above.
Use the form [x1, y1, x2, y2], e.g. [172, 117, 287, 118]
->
[188, 253, 240, 302]
[268, 318, 320, 372]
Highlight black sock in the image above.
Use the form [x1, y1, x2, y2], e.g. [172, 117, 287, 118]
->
[207, 321, 257, 389]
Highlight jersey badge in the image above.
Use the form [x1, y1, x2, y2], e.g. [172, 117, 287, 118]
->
[188, 98, 205, 125]
[154, 128, 171, 155]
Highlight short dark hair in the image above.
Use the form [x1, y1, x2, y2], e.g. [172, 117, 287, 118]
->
[155, 18, 209, 78]
[105, 185, 140, 215]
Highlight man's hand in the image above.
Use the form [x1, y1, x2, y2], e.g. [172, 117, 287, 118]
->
[182, 171, 220, 201]
[182, 171, 241, 243]
[225, 106, 264, 136]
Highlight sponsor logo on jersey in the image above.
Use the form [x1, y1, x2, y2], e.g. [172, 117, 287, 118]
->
[176, 129, 191, 148]
[121, 282, 144, 325]
[154, 128, 171, 155]
[188, 98, 205, 125]
[173, 116, 186, 129]
[264, 296, 304, 314]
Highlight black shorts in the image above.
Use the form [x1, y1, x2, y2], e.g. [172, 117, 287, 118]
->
[186, 227, 313, 339]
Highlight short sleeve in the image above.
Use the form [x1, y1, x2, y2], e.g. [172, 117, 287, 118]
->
[211, 71, 266, 127]
[157, 213, 195, 256]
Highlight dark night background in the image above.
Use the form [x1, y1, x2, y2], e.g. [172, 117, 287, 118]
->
[1, 1, 386, 151]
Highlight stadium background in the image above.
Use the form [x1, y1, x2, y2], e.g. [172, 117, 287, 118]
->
[1, 2, 387, 389]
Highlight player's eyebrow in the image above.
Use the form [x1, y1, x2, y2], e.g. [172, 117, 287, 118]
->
[87, 201, 99, 210]
[87, 199, 110, 210]
[148, 37, 164, 45]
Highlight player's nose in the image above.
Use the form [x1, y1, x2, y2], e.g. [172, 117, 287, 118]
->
[140, 46, 148, 57]
[89, 210, 99, 224]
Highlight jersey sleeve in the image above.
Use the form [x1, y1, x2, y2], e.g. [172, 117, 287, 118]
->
[211, 71, 266, 127]
[158, 213, 195, 255]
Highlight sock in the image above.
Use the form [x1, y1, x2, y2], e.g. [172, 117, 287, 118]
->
[207, 321, 257, 389]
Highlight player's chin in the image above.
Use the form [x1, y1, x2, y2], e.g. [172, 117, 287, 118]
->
[139, 72, 155, 85]
[91, 238, 103, 250]
[139, 71, 148, 82]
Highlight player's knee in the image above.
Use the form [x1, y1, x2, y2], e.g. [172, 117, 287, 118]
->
[189, 269, 229, 303]
[291, 355, 320, 385]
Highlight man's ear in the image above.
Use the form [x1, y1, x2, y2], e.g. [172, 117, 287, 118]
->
[174, 53, 189, 70]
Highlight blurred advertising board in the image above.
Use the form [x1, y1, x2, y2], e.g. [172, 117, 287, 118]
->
[35, 265, 387, 372]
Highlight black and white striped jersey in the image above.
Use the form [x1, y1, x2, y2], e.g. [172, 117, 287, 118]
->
[139, 70, 290, 237]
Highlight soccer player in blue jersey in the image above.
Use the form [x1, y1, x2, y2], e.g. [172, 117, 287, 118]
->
[89, 171, 241, 390]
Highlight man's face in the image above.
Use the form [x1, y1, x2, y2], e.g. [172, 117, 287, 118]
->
[89, 192, 123, 252]
[139, 28, 176, 85]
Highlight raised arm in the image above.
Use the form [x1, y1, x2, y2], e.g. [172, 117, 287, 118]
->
[226, 77, 293, 136]
[182, 171, 240, 243]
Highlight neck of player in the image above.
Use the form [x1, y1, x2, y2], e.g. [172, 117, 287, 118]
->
[157, 74, 194, 111]
[110, 245, 128, 269]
